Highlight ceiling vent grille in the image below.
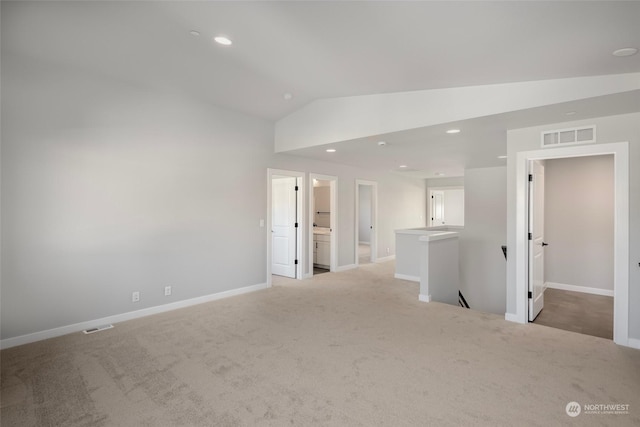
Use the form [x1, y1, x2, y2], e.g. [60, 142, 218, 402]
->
[541, 125, 596, 148]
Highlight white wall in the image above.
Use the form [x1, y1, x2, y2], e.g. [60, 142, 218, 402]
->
[544, 156, 614, 292]
[1, 51, 426, 342]
[506, 112, 640, 340]
[377, 176, 426, 257]
[1, 52, 272, 340]
[425, 177, 464, 188]
[459, 167, 507, 314]
[443, 189, 464, 226]
[358, 185, 372, 244]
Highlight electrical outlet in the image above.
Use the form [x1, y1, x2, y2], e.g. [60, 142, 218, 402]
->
[132, 291, 140, 303]
[386, 247, 390, 254]
[164, 286, 172, 296]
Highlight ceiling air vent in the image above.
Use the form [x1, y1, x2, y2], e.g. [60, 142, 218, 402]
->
[541, 125, 596, 148]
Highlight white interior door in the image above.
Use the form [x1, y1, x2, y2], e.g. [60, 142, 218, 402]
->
[272, 176, 297, 278]
[431, 190, 445, 226]
[529, 160, 546, 320]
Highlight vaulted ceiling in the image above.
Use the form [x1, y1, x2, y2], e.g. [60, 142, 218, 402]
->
[3, 1, 639, 177]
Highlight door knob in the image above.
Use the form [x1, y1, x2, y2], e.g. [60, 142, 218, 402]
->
[541, 242, 549, 247]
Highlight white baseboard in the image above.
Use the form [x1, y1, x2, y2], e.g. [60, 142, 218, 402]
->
[335, 264, 357, 272]
[0, 282, 268, 350]
[418, 294, 431, 302]
[504, 313, 520, 323]
[394, 273, 420, 282]
[546, 282, 614, 297]
[627, 338, 640, 350]
[375, 255, 395, 263]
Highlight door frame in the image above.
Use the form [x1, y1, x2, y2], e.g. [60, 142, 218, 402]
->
[267, 168, 305, 286]
[513, 141, 629, 346]
[355, 180, 378, 265]
[309, 173, 337, 275]
[528, 160, 545, 321]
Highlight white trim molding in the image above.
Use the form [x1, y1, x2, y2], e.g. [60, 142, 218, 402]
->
[546, 282, 614, 297]
[0, 282, 268, 350]
[394, 273, 420, 282]
[375, 255, 396, 263]
[335, 264, 357, 272]
[512, 141, 629, 347]
[504, 313, 519, 322]
[419, 294, 432, 303]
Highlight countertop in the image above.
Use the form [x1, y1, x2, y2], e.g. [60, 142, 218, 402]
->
[395, 227, 458, 241]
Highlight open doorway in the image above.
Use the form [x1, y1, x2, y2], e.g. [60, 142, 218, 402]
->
[427, 187, 464, 227]
[530, 155, 614, 339]
[513, 141, 629, 347]
[267, 169, 304, 286]
[355, 180, 377, 265]
[309, 174, 337, 276]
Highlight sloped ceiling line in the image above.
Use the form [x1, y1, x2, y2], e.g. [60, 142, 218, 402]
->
[275, 73, 640, 153]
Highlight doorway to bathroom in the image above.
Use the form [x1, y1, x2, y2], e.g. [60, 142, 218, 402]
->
[309, 174, 337, 276]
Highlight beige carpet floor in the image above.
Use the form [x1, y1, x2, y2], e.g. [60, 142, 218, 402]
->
[2, 261, 640, 426]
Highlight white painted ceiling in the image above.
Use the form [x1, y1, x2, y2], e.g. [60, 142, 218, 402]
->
[3, 1, 640, 177]
[287, 89, 640, 177]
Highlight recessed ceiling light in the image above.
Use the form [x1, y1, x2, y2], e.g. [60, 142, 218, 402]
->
[190, 30, 200, 37]
[214, 36, 232, 46]
[434, 172, 445, 176]
[565, 111, 576, 116]
[446, 129, 461, 134]
[497, 155, 507, 159]
[612, 47, 638, 57]
[283, 93, 293, 101]
[326, 149, 336, 153]
[377, 141, 387, 146]
[399, 165, 407, 168]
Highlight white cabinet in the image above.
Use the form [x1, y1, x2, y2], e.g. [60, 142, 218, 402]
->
[316, 241, 330, 266]
[313, 233, 331, 268]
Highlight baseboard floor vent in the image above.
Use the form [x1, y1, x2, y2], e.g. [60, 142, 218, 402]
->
[541, 125, 596, 148]
[83, 324, 114, 334]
